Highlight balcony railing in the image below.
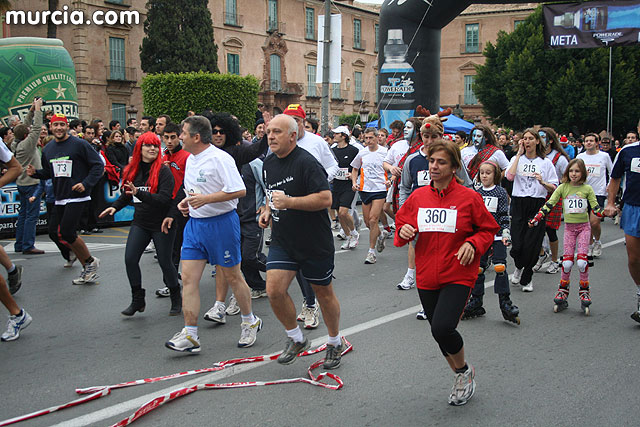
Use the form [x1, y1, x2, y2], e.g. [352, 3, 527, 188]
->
[106, 65, 137, 82]
[331, 88, 347, 101]
[353, 39, 366, 51]
[267, 20, 286, 34]
[224, 13, 243, 27]
[354, 91, 372, 103]
[306, 84, 321, 98]
[460, 42, 482, 54]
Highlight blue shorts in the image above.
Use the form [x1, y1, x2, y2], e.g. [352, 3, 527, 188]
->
[621, 203, 640, 238]
[359, 191, 387, 205]
[181, 210, 241, 266]
[266, 245, 334, 286]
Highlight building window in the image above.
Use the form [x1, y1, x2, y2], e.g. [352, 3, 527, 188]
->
[109, 37, 125, 80]
[227, 53, 239, 75]
[465, 23, 479, 53]
[270, 54, 281, 92]
[305, 7, 315, 40]
[307, 64, 317, 97]
[268, 0, 278, 32]
[353, 19, 361, 49]
[464, 75, 477, 105]
[111, 103, 126, 127]
[331, 83, 341, 99]
[225, 0, 237, 25]
[514, 20, 524, 29]
[374, 23, 379, 52]
[354, 71, 362, 101]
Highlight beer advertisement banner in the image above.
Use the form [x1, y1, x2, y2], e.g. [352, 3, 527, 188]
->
[544, 1, 640, 49]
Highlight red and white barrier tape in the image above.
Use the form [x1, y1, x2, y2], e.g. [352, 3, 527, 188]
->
[0, 339, 352, 427]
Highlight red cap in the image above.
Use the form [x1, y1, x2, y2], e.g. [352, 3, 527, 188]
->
[560, 136, 568, 142]
[283, 104, 306, 119]
[49, 114, 68, 124]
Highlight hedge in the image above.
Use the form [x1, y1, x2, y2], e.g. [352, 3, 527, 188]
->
[337, 113, 379, 128]
[141, 71, 260, 130]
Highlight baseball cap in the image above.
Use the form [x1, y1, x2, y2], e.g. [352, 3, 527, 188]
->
[50, 114, 68, 124]
[283, 104, 306, 119]
[332, 125, 350, 136]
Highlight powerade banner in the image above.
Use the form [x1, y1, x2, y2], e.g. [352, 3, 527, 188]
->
[543, 1, 640, 49]
[0, 181, 133, 238]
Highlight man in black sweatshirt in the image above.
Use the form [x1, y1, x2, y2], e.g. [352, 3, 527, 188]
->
[27, 114, 104, 285]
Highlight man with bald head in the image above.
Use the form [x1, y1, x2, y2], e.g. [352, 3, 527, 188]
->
[259, 114, 345, 369]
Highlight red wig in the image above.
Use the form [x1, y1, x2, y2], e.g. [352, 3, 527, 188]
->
[121, 131, 163, 193]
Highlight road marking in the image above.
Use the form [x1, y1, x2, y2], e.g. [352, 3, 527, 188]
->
[10, 258, 26, 262]
[111, 228, 130, 234]
[43, 236, 629, 426]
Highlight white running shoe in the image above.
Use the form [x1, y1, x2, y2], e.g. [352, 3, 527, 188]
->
[340, 237, 352, 250]
[349, 231, 359, 249]
[238, 316, 262, 347]
[532, 253, 550, 272]
[416, 310, 427, 320]
[397, 275, 415, 290]
[203, 304, 226, 323]
[376, 230, 388, 253]
[297, 303, 310, 322]
[250, 289, 267, 299]
[448, 364, 476, 406]
[364, 252, 377, 264]
[144, 241, 155, 253]
[511, 267, 523, 285]
[1, 309, 32, 341]
[521, 282, 534, 292]
[64, 254, 77, 268]
[592, 241, 602, 257]
[225, 294, 240, 315]
[337, 229, 347, 240]
[72, 257, 100, 285]
[165, 328, 200, 353]
[546, 263, 560, 274]
[304, 305, 320, 329]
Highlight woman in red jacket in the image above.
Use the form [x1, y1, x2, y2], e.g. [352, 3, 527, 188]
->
[394, 139, 499, 406]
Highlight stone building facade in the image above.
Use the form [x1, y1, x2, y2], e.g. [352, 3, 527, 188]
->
[6, 0, 380, 128]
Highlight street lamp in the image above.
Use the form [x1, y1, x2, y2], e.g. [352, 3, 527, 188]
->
[359, 109, 369, 125]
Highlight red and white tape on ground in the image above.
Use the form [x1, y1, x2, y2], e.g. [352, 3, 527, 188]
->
[0, 339, 352, 427]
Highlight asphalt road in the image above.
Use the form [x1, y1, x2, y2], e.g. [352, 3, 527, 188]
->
[0, 219, 638, 427]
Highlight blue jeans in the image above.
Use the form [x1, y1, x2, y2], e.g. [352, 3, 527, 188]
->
[15, 184, 41, 252]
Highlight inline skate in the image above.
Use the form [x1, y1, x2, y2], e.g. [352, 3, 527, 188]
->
[499, 293, 520, 325]
[461, 295, 485, 320]
[553, 280, 570, 313]
[579, 281, 591, 316]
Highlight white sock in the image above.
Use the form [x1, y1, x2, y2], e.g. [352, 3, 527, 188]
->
[185, 326, 198, 339]
[7, 264, 15, 274]
[327, 335, 342, 347]
[406, 268, 415, 279]
[368, 248, 375, 254]
[241, 313, 256, 323]
[286, 326, 304, 343]
[350, 229, 358, 236]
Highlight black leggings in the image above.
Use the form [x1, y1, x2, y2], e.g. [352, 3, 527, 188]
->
[418, 284, 471, 357]
[50, 202, 88, 247]
[46, 202, 71, 261]
[125, 224, 178, 292]
[510, 196, 547, 286]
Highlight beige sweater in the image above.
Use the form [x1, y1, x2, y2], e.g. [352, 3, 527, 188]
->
[11, 110, 42, 186]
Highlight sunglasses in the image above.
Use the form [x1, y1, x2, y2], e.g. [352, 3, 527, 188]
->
[212, 129, 225, 135]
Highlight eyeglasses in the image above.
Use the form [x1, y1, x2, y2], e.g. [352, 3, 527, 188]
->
[212, 129, 225, 135]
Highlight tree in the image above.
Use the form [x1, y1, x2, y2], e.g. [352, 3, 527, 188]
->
[140, 0, 219, 74]
[474, 6, 640, 135]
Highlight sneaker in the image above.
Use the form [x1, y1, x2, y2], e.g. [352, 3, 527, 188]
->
[521, 282, 534, 292]
[7, 265, 23, 295]
[304, 305, 320, 329]
[250, 289, 267, 299]
[63, 254, 77, 268]
[297, 304, 312, 322]
[397, 275, 415, 290]
[331, 220, 340, 230]
[211, 266, 216, 277]
[631, 311, 640, 323]
[532, 253, 550, 272]
[386, 227, 394, 238]
[155, 286, 170, 298]
[277, 337, 310, 365]
[376, 230, 388, 253]
[416, 310, 427, 320]
[165, 328, 200, 353]
[348, 231, 359, 249]
[238, 316, 262, 347]
[546, 262, 560, 274]
[72, 257, 100, 285]
[203, 304, 226, 323]
[144, 242, 154, 253]
[592, 241, 602, 257]
[337, 229, 347, 240]
[448, 364, 476, 406]
[1, 309, 32, 341]
[323, 337, 346, 370]
[225, 294, 240, 315]
[511, 267, 523, 285]
[364, 252, 376, 264]
[340, 236, 352, 250]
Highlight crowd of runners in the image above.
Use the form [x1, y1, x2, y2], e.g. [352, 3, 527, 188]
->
[1, 100, 639, 407]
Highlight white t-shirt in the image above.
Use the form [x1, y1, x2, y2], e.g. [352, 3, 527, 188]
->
[577, 151, 613, 196]
[183, 144, 246, 218]
[461, 145, 510, 171]
[547, 149, 569, 182]
[351, 146, 388, 192]
[509, 155, 559, 198]
[0, 138, 14, 162]
[297, 131, 339, 181]
[384, 139, 410, 166]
